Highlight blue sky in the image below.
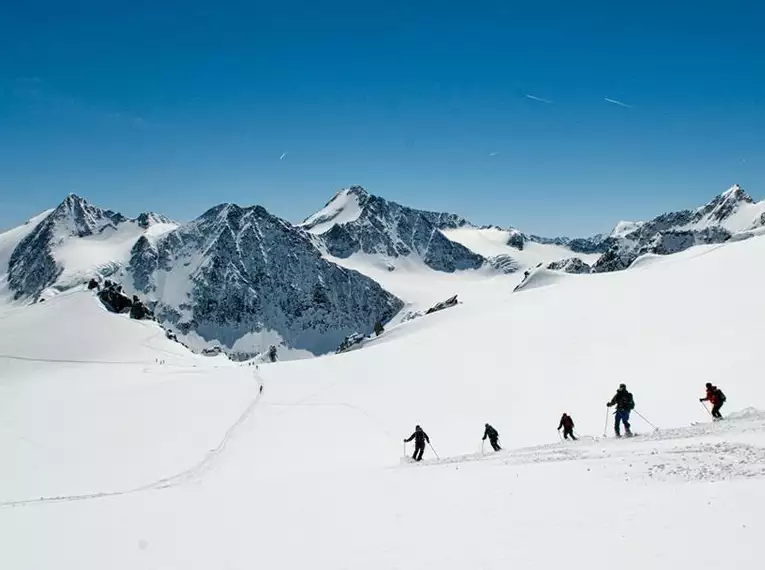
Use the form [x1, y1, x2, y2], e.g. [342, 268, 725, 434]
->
[1, 0, 763, 236]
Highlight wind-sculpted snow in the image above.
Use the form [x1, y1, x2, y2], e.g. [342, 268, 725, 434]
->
[129, 203, 404, 355]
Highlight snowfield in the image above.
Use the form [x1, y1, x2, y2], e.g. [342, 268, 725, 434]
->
[443, 225, 601, 267]
[2, 234, 765, 569]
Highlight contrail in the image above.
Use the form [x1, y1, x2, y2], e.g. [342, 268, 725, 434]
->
[279, 152, 287, 160]
[604, 97, 632, 108]
[525, 94, 552, 104]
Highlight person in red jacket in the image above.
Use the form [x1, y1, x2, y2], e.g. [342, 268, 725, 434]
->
[557, 413, 577, 440]
[700, 382, 726, 419]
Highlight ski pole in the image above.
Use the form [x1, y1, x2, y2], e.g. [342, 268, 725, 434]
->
[603, 407, 610, 437]
[557, 429, 563, 442]
[428, 442, 440, 460]
[634, 410, 659, 431]
[481, 440, 485, 455]
[699, 400, 713, 417]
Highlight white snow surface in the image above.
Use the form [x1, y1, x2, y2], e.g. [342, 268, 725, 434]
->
[2, 235, 765, 569]
[301, 188, 363, 234]
[443, 226, 600, 268]
[52, 221, 177, 290]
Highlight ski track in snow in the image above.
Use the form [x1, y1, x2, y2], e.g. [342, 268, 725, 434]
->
[0, 373, 266, 509]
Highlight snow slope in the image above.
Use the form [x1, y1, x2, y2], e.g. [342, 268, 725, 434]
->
[52, 220, 176, 291]
[2, 234, 765, 569]
[443, 226, 601, 269]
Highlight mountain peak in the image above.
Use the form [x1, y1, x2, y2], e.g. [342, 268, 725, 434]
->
[48, 194, 126, 237]
[346, 185, 370, 199]
[136, 211, 175, 229]
[718, 184, 753, 204]
[301, 187, 367, 234]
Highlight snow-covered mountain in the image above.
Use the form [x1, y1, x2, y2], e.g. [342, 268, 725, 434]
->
[301, 186, 491, 273]
[1, 194, 403, 358]
[127, 202, 403, 356]
[591, 184, 765, 272]
[4, 194, 177, 302]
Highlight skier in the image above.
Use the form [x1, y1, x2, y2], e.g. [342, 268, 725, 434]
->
[700, 382, 726, 419]
[404, 425, 430, 462]
[482, 423, 501, 451]
[557, 413, 577, 440]
[606, 383, 635, 437]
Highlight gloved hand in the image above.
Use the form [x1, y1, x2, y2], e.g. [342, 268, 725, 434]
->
[606, 402, 612, 407]
[699, 398, 704, 402]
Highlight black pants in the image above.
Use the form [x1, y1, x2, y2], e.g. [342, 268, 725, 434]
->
[563, 428, 577, 440]
[488, 438, 501, 451]
[413, 444, 425, 461]
[711, 402, 723, 418]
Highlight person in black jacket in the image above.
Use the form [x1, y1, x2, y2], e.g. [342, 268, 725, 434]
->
[482, 423, 501, 451]
[606, 383, 635, 437]
[404, 425, 430, 461]
[557, 413, 577, 440]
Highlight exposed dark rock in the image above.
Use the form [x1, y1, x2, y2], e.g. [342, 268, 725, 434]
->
[426, 294, 459, 315]
[546, 258, 592, 274]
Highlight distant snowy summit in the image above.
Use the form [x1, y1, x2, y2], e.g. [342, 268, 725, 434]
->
[301, 186, 490, 273]
[591, 185, 765, 273]
[7, 193, 177, 301]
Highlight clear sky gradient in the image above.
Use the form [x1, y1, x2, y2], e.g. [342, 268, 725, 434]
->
[1, 0, 763, 236]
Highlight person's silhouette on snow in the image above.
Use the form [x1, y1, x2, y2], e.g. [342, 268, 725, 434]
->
[700, 382, 726, 419]
[482, 423, 501, 451]
[404, 425, 430, 461]
[606, 383, 635, 437]
[557, 413, 577, 440]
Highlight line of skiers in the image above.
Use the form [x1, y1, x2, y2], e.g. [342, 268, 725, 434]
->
[404, 382, 727, 461]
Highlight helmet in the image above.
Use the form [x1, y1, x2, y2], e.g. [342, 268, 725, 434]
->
[415, 425, 421, 430]
[619, 383, 626, 389]
[705, 382, 712, 388]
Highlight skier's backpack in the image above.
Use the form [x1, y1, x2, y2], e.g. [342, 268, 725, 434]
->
[716, 388, 726, 403]
[627, 393, 635, 410]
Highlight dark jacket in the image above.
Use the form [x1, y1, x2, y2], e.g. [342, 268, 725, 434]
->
[405, 428, 430, 446]
[558, 414, 574, 430]
[608, 389, 634, 411]
[483, 425, 499, 441]
[702, 386, 725, 405]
